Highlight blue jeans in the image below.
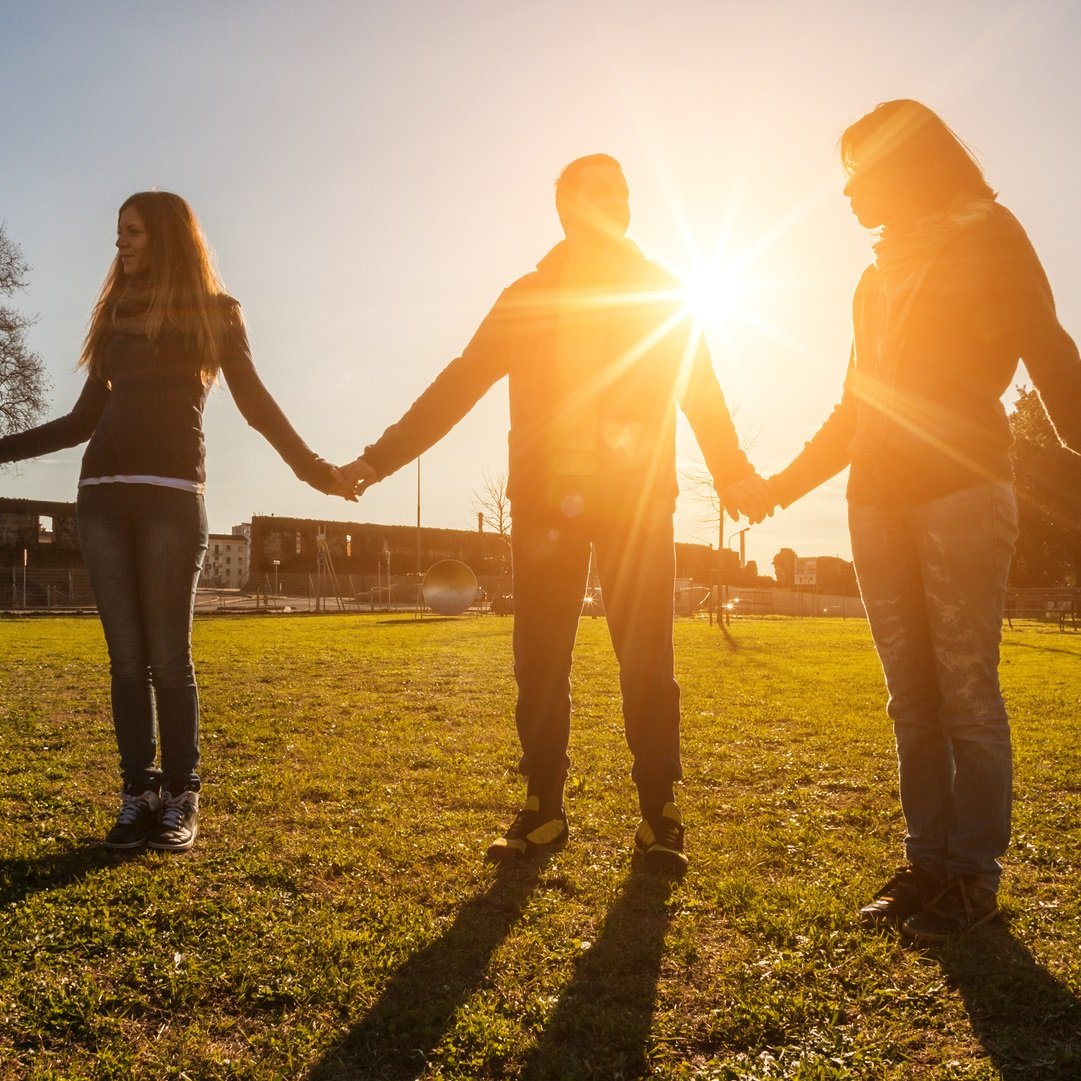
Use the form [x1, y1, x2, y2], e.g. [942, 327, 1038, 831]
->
[77, 484, 208, 792]
[849, 483, 1018, 890]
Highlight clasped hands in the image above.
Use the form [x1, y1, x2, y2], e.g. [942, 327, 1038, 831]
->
[719, 473, 777, 525]
[317, 456, 378, 502]
[317, 458, 777, 523]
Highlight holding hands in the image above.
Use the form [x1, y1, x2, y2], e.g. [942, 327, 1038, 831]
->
[305, 459, 360, 502]
[720, 473, 777, 525]
[306, 456, 379, 502]
[340, 456, 379, 499]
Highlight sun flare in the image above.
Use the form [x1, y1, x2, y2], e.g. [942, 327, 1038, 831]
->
[678, 251, 751, 331]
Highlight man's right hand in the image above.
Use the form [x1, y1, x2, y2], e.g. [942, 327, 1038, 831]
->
[720, 474, 777, 525]
[340, 456, 379, 499]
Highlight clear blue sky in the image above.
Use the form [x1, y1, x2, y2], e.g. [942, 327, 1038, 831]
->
[3, 0, 1079, 571]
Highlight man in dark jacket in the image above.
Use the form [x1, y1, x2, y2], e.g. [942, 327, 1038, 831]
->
[343, 154, 764, 871]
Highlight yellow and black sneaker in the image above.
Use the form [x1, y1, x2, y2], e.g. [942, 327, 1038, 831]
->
[635, 802, 687, 875]
[486, 796, 568, 862]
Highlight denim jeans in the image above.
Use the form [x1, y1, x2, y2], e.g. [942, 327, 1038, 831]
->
[849, 482, 1018, 890]
[77, 483, 208, 792]
[510, 510, 681, 806]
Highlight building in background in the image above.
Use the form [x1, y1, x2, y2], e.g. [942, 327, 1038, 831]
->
[200, 526, 251, 589]
[772, 547, 859, 596]
[0, 496, 92, 606]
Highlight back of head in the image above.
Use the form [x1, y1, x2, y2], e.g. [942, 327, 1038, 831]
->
[841, 99, 995, 215]
[555, 154, 624, 203]
[555, 153, 625, 230]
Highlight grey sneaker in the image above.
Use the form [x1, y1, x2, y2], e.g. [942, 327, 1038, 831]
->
[104, 788, 161, 850]
[148, 789, 199, 852]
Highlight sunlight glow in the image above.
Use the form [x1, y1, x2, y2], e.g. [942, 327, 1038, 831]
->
[678, 250, 753, 332]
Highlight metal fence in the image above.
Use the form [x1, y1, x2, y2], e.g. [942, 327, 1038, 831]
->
[8, 565, 1071, 629]
[1, 566, 96, 609]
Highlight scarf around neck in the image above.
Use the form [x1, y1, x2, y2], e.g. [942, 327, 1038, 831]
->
[111, 272, 154, 337]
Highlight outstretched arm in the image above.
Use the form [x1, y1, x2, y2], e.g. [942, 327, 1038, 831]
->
[766, 347, 858, 510]
[218, 301, 353, 499]
[0, 377, 108, 465]
[675, 331, 779, 523]
[678, 335, 754, 492]
[343, 291, 513, 494]
[1005, 213, 1081, 453]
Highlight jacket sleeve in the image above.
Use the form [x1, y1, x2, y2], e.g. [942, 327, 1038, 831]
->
[767, 346, 858, 508]
[677, 334, 754, 490]
[361, 291, 513, 480]
[217, 300, 337, 491]
[0, 377, 109, 464]
[1005, 215, 1081, 453]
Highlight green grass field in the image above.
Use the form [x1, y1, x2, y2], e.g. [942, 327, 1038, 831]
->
[1, 614, 1079, 1080]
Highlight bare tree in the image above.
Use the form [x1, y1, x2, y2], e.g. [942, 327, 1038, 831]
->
[0, 224, 48, 439]
[680, 412, 763, 552]
[472, 469, 511, 537]
[681, 461, 727, 550]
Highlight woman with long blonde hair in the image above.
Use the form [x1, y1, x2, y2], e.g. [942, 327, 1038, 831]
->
[0, 191, 349, 852]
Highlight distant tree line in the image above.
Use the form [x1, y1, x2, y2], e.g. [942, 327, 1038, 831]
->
[1009, 386, 1081, 587]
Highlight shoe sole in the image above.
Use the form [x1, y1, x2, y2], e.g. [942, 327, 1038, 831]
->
[636, 843, 688, 875]
[900, 907, 1000, 944]
[858, 904, 922, 928]
[148, 825, 198, 853]
[103, 837, 148, 851]
[486, 827, 568, 862]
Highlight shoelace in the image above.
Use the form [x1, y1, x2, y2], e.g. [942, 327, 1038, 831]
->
[505, 809, 532, 837]
[115, 792, 150, 826]
[159, 792, 193, 831]
[876, 866, 916, 897]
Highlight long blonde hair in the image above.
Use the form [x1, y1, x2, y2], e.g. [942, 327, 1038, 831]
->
[80, 191, 229, 385]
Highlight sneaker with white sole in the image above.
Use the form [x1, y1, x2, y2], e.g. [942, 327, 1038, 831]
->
[148, 789, 199, 852]
[104, 787, 161, 850]
[635, 801, 688, 874]
[486, 796, 568, 861]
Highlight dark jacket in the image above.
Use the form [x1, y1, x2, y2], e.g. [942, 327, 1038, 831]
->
[0, 297, 333, 491]
[770, 203, 1081, 507]
[362, 239, 752, 518]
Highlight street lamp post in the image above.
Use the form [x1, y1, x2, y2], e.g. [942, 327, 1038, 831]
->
[726, 527, 750, 568]
[722, 526, 751, 625]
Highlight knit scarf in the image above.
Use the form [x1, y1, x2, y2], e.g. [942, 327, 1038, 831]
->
[872, 197, 994, 314]
[111, 272, 154, 338]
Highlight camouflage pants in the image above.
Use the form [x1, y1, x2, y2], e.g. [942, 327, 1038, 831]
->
[849, 482, 1018, 889]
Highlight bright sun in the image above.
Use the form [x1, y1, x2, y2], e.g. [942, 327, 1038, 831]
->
[679, 251, 751, 330]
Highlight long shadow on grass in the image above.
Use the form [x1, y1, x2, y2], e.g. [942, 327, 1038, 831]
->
[519, 867, 673, 1080]
[0, 845, 131, 906]
[307, 862, 541, 1080]
[1001, 638, 1081, 658]
[933, 923, 1081, 1080]
[371, 617, 462, 626]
